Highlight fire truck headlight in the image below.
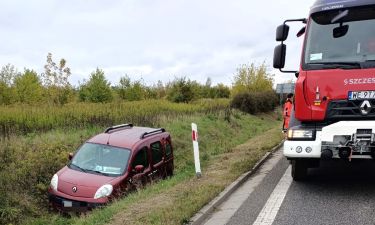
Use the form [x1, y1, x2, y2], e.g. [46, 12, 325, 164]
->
[287, 129, 315, 140]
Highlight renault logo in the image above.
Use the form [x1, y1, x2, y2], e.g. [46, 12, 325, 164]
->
[360, 100, 372, 115]
[72, 186, 77, 193]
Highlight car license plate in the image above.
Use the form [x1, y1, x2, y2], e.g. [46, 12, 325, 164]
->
[348, 91, 375, 100]
[63, 200, 72, 207]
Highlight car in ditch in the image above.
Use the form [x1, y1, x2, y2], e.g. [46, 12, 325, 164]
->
[48, 124, 174, 211]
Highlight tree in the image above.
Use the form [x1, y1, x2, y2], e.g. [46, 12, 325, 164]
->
[42, 53, 71, 87]
[79, 68, 113, 103]
[210, 83, 231, 98]
[205, 77, 212, 87]
[117, 75, 146, 101]
[166, 77, 196, 103]
[201, 77, 212, 98]
[128, 79, 145, 101]
[14, 69, 43, 104]
[117, 75, 131, 100]
[42, 53, 72, 105]
[155, 80, 166, 99]
[232, 62, 274, 96]
[0, 64, 19, 86]
[0, 64, 19, 105]
[0, 82, 14, 105]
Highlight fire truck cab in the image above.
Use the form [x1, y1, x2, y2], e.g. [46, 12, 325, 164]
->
[274, 0, 375, 180]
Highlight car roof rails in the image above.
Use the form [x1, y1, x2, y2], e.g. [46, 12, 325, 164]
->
[141, 128, 165, 139]
[104, 124, 133, 133]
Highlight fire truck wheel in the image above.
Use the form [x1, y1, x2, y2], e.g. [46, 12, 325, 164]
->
[291, 159, 308, 181]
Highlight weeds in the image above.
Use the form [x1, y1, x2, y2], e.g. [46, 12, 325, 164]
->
[0, 99, 229, 137]
[0, 99, 281, 225]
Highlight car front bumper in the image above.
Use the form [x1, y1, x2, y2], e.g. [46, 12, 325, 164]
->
[49, 194, 105, 212]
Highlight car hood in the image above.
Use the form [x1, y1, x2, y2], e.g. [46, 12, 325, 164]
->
[57, 166, 117, 198]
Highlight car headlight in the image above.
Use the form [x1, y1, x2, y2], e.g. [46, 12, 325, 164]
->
[50, 174, 58, 191]
[287, 129, 315, 140]
[94, 184, 113, 199]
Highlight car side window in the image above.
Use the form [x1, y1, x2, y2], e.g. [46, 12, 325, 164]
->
[165, 141, 172, 157]
[132, 147, 149, 168]
[151, 141, 163, 164]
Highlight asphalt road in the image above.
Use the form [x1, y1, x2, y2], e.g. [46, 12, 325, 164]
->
[204, 148, 375, 225]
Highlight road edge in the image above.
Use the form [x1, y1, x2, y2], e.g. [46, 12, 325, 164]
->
[188, 140, 284, 225]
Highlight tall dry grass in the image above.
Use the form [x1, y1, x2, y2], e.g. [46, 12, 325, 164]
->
[0, 99, 229, 137]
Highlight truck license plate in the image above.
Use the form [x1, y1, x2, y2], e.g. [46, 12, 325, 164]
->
[348, 91, 375, 100]
[63, 200, 72, 207]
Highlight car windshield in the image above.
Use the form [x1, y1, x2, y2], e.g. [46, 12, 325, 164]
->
[69, 143, 131, 177]
[304, 5, 375, 70]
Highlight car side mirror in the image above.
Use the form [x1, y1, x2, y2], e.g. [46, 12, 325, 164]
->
[273, 44, 286, 69]
[68, 152, 74, 160]
[276, 24, 290, 41]
[134, 165, 145, 173]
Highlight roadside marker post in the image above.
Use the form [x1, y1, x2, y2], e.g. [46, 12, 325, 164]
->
[192, 123, 202, 178]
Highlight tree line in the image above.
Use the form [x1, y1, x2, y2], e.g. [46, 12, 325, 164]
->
[0, 53, 276, 107]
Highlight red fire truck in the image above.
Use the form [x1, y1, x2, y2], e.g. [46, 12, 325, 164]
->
[274, 0, 375, 180]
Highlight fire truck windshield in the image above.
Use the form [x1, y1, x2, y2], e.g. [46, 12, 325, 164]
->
[303, 6, 375, 70]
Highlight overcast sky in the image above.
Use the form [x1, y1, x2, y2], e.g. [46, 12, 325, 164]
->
[0, 0, 315, 87]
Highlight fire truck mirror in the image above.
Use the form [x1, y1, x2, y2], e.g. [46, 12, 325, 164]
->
[273, 44, 286, 69]
[296, 26, 306, 38]
[276, 24, 290, 41]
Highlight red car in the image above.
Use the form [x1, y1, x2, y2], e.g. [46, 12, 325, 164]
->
[48, 124, 174, 211]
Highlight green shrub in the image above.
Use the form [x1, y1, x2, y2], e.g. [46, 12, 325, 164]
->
[79, 68, 113, 103]
[230, 91, 278, 114]
[117, 76, 148, 101]
[231, 63, 274, 96]
[166, 77, 197, 103]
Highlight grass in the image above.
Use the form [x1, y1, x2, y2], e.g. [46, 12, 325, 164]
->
[104, 124, 283, 225]
[25, 110, 283, 225]
[0, 98, 283, 225]
[0, 127, 104, 224]
[0, 99, 229, 137]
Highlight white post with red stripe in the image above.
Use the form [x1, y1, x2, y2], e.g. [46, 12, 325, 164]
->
[192, 123, 202, 178]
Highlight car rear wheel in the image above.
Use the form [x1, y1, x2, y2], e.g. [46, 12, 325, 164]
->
[166, 161, 174, 177]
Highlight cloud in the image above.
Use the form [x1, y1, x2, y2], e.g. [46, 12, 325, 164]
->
[0, 0, 315, 86]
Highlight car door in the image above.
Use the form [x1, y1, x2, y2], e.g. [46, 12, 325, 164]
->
[130, 146, 151, 188]
[150, 140, 165, 180]
[164, 136, 174, 176]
